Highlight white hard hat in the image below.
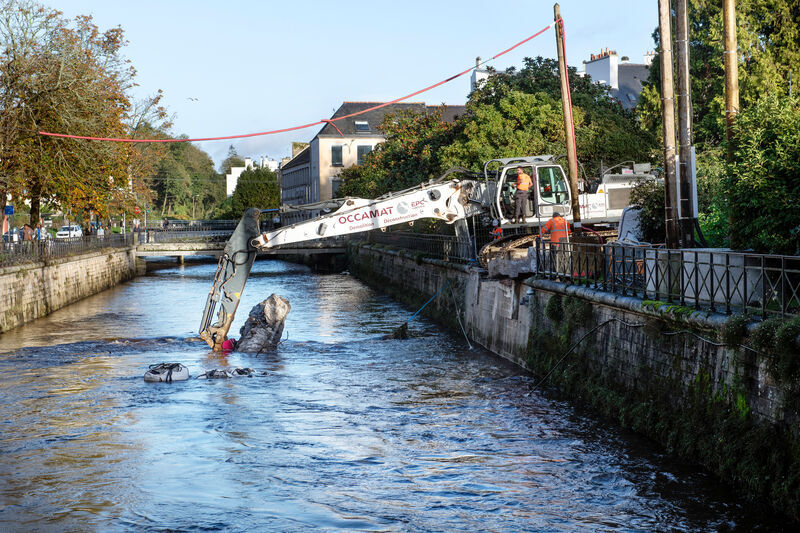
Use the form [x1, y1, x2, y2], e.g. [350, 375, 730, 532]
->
[492, 219, 499, 226]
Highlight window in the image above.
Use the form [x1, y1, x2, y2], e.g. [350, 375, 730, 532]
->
[357, 145, 372, 165]
[354, 121, 370, 132]
[537, 166, 569, 204]
[331, 145, 343, 166]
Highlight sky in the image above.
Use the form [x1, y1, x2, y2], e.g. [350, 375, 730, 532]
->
[51, 0, 659, 168]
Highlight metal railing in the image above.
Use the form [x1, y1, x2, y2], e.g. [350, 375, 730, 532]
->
[533, 240, 800, 318]
[361, 230, 800, 318]
[367, 231, 475, 263]
[0, 234, 135, 267]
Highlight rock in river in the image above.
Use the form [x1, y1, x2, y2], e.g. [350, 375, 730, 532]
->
[236, 294, 291, 352]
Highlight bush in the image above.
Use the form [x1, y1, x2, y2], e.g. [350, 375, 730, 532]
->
[630, 178, 666, 244]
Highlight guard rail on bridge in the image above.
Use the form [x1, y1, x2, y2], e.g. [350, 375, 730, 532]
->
[1, 234, 135, 267]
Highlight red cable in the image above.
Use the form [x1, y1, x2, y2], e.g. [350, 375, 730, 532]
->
[38, 22, 555, 144]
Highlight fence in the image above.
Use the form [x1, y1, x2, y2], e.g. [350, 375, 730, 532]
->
[363, 230, 800, 318]
[533, 240, 800, 319]
[0, 234, 135, 268]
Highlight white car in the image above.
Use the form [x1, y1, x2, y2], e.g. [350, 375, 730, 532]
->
[55, 225, 83, 239]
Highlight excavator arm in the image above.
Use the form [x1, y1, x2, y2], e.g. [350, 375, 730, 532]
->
[199, 177, 486, 350]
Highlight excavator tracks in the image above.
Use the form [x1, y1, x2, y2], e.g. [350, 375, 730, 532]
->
[478, 234, 540, 269]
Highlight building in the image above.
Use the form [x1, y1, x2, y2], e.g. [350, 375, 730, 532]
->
[225, 156, 280, 197]
[279, 101, 465, 224]
[582, 48, 653, 109]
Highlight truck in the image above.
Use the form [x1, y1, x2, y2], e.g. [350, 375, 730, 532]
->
[199, 156, 648, 350]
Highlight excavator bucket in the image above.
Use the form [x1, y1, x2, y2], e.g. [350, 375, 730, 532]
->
[199, 208, 262, 351]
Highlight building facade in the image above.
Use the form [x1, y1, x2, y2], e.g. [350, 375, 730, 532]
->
[582, 48, 653, 109]
[279, 101, 464, 224]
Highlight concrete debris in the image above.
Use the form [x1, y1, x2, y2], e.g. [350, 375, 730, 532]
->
[383, 322, 409, 339]
[197, 367, 257, 379]
[236, 294, 291, 353]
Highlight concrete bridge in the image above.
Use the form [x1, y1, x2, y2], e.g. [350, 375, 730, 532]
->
[135, 241, 347, 258]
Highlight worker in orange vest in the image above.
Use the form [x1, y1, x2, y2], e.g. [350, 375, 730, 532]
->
[514, 166, 533, 224]
[491, 219, 503, 241]
[541, 210, 571, 277]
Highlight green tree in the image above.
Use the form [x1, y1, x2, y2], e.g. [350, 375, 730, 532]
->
[0, 0, 134, 224]
[231, 166, 279, 218]
[337, 106, 457, 198]
[637, 0, 800, 146]
[726, 95, 800, 254]
[219, 145, 245, 176]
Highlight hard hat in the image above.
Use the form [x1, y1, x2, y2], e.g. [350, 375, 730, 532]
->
[221, 338, 236, 352]
[492, 219, 499, 226]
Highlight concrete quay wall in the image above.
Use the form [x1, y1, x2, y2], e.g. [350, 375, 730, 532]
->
[0, 248, 139, 333]
[348, 242, 800, 517]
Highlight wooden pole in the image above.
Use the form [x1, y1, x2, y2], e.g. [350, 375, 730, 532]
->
[674, 0, 695, 247]
[723, 0, 739, 156]
[658, 0, 680, 249]
[554, 3, 581, 232]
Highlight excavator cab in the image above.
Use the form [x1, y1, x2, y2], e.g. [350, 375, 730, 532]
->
[485, 156, 571, 226]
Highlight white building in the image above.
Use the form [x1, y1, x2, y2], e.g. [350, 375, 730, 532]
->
[582, 48, 653, 109]
[225, 156, 280, 197]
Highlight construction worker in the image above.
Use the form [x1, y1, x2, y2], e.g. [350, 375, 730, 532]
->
[491, 219, 503, 241]
[541, 210, 571, 277]
[514, 166, 532, 224]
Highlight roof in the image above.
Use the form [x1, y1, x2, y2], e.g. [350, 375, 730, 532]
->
[612, 63, 650, 109]
[316, 102, 466, 138]
[281, 145, 310, 170]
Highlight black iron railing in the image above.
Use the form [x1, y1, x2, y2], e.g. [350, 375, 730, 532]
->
[0, 234, 135, 268]
[367, 231, 475, 264]
[532, 240, 800, 318]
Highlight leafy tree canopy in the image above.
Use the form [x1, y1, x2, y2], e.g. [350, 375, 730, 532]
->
[231, 166, 279, 218]
[338, 56, 657, 200]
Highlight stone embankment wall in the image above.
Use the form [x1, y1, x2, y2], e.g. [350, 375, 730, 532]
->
[0, 248, 140, 333]
[348, 242, 800, 519]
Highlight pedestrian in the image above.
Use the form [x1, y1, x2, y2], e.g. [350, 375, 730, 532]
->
[491, 219, 503, 241]
[162, 217, 169, 231]
[97, 224, 105, 237]
[34, 223, 43, 240]
[22, 223, 34, 241]
[541, 210, 571, 278]
[514, 166, 532, 224]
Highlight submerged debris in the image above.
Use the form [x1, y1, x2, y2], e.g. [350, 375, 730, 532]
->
[383, 322, 409, 340]
[144, 363, 190, 383]
[236, 294, 291, 353]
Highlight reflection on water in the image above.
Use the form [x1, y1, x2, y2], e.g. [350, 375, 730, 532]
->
[0, 259, 786, 531]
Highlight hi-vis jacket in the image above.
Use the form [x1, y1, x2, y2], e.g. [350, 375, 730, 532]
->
[542, 215, 570, 243]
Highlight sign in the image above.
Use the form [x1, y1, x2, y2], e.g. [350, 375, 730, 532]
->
[134, 206, 141, 214]
[4, 205, 13, 215]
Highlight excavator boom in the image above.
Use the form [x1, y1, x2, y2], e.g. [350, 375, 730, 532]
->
[199, 177, 485, 350]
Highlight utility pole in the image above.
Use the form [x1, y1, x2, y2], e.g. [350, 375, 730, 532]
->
[658, 0, 680, 249]
[554, 3, 581, 232]
[722, 0, 739, 158]
[674, 0, 695, 248]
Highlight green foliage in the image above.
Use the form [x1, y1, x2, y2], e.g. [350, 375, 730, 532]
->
[337, 56, 658, 199]
[147, 140, 225, 219]
[727, 95, 800, 254]
[337, 106, 457, 199]
[545, 293, 564, 323]
[629, 179, 666, 244]
[750, 317, 782, 355]
[219, 145, 246, 176]
[773, 315, 800, 384]
[637, 0, 800, 146]
[720, 314, 749, 346]
[230, 166, 279, 218]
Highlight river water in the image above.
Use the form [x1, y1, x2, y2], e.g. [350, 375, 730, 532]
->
[0, 259, 787, 531]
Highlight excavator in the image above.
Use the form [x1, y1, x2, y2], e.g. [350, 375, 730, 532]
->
[199, 155, 649, 350]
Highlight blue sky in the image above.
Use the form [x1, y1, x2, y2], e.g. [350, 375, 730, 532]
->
[52, 0, 658, 167]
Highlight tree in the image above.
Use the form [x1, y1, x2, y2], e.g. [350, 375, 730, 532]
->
[219, 145, 245, 176]
[637, 0, 800, 146]
[726, 95, 800, 254]
[0, 0, 135, 224]
[231, 166, 279, 218]
[337, 106, 458, 198]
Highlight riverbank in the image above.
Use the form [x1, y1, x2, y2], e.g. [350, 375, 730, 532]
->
[0, 247, 140, 333]
[347, 241, 800, 519]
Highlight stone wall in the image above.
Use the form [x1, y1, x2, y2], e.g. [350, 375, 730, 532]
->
[348, 242, 800, 517]
[0, 248, 139, 333]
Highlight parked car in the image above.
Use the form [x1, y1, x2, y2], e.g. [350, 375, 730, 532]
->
[55, 225, 83, 239]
